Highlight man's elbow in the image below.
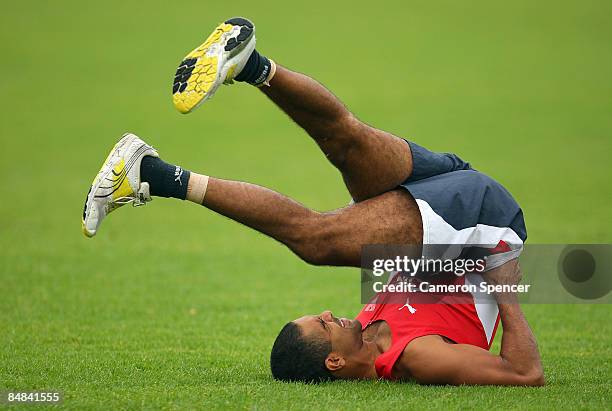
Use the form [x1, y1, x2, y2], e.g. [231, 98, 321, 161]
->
[520, 368, 545, 386]
[529, 371, 546, 387]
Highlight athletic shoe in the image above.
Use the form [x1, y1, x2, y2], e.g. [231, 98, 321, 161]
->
[82, 133, 158, 238]
[172, 17, 256, 114]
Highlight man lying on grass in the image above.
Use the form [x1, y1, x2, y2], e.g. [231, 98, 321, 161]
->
[271, 259, 544, 386]
[81, 17, 544, 386]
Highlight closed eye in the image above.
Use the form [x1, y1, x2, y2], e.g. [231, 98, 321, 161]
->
[318, 317, 329, 333]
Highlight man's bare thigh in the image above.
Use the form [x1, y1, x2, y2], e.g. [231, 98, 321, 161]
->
[314, 189, 423, 267]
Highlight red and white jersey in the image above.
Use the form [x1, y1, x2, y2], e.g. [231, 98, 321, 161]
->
[355, 273, 500, 380]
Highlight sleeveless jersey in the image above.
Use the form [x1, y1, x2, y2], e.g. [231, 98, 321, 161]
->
[355, 273, 500, 380]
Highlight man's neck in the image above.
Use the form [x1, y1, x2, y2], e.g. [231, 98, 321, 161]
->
[346, 340, 382, 379]
[336, 321, 392, 380]
[363, 320, 393, 354]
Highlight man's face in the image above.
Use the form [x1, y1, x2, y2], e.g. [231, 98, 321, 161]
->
[293, 310, 363, 357]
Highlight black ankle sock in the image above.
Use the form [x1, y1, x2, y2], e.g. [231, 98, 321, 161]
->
[234, 49, 272, 85]
[140, 156, 190, 200]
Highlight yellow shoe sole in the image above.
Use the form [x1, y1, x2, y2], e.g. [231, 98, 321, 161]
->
[172, 17, 255, 114]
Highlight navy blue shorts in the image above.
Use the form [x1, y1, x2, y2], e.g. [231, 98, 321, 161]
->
[399, 141, 526, 269]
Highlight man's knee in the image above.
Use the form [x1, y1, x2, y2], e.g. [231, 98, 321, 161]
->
[319, 114, 362, 168]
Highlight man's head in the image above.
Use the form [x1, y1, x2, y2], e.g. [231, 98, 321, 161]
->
[270, 310, 370, 383]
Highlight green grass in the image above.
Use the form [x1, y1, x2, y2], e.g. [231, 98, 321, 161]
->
[1, 0, 611, 409]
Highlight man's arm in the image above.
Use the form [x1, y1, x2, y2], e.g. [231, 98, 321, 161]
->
[396, 260, 545, 386]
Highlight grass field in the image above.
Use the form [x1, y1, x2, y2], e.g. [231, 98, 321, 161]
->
[1, 0, 611, 409]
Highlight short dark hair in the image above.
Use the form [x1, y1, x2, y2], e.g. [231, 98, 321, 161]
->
[270, 321, 336, 383]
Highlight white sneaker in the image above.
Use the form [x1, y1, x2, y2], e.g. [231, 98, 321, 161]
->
[172, 17, 256, 114]
[82, 133, 158, 237]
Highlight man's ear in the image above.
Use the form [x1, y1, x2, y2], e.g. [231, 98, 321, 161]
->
[325, 353, 346, 372]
